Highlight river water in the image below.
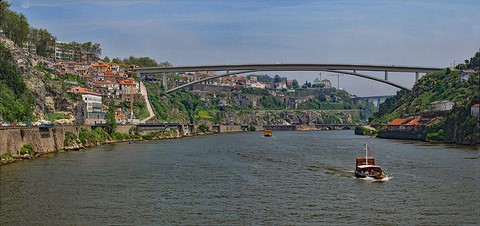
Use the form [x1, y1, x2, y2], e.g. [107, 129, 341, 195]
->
[1, 131, 478, 225]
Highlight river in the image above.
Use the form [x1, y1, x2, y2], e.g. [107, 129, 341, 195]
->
[1, 131, 478, 225]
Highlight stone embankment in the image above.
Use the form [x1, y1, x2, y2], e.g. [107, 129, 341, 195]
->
[0, 126, 87, 156]
[0, 125, 138, 164]
[1, 123, 358, 165]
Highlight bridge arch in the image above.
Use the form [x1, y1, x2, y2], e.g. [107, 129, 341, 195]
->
[166, 69, 409, 93]
[134, 63, 442, 93]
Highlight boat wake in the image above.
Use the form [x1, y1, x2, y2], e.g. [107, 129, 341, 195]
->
[357, 175, 392, 182]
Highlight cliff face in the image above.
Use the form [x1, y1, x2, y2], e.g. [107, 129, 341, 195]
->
[1, 36, 48, 118]
[215, 109, 359, 126]
[1, 36, 82, 122]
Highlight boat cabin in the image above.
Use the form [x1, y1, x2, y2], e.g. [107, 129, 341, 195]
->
[356, 157, 375, 167]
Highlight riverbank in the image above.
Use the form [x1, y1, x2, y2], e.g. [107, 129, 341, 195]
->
[354, 125, 479, 145]
[0, 126, 183, 165]
[0, 124, 359, 165]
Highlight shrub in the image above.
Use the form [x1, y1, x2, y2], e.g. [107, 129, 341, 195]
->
[198, 124, 209, 133]
[78, 127, 111, 145]
[79, 128, 89, 145]
[0, 153, 13, 160]
[19, 144, 34, 155]
[64, 131, 78, 147]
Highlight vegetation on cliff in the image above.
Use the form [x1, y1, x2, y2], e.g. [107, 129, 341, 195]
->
[370, 51, 480, 144]
[0, 41, 35, 122]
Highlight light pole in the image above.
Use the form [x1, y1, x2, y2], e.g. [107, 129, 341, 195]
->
[328, 74, 343, 90]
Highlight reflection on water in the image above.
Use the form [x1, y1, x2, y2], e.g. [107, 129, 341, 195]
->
[1, 131, 478, 225]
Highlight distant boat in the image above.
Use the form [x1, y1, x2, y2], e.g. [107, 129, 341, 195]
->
[264, 129, 272, 137]
[355, 142, 386, 180]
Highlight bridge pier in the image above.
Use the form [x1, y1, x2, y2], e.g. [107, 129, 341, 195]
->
[162, 72, 167, 91]
[384, 71, 388, 80]
[415, 72, 419, 81]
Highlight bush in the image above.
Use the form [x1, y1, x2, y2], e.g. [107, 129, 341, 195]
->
[19, 144, 34, 155]
[0, 153, 13, 160]
[64, 131, 78, 147]
[78, 127, 111, 145]
[248, 125, 256, 131]
[198, 124, 209, 133]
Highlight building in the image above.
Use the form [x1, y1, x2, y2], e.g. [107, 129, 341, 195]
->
[460, 69, 475, 81]
[471, 104, 480, 120]
[71, 87, 106, 125]
[430, 100, 454, 112]
[118, 79, 140, 102]
[387, 116, 415, 131]
[55, 41, 74, 61]
[320, 78, 332, 88]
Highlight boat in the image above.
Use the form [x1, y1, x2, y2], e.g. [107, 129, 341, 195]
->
[264, 129, 272, 137]
[355, 142, 386, 180]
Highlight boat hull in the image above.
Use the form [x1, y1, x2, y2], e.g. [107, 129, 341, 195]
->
[264, 129, 272, 137]
[355, 171, 386, 180]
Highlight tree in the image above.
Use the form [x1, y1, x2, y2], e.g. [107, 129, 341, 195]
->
[0, 2, 30, 47]
[112, 57, 122, 64]
[28, 28, 56, 58]
[274, 75, 281, 83]
[104, 100, 117, 134]
[103, 56, 110, 62]
[292, 79, 299, 89]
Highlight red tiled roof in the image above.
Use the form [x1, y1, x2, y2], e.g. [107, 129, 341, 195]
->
[404, 118, 421, 126]
[118, 79, 135, 85]
[388, 116, 414, 126]
[472, 104, 480, 108]
[71, 87, 101, 96]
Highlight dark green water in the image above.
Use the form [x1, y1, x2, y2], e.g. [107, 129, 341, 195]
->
[1, 131, 479, 225]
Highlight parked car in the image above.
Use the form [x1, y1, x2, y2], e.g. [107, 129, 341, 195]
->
[39, 120, 54, 128]
[1, 122, 13, 127]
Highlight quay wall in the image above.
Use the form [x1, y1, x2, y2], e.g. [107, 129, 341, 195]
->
[377, 130, 426, 141]
[0, 126, 89, 156]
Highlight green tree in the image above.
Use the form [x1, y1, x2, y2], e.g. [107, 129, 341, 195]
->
[292, 79, 299, 89]
[104, 100, 117, 134]
[274, 75, 282, 83]
[0, 2, 30, 47]
[103, 56, 110, 62]
[28, 28, 56, 58]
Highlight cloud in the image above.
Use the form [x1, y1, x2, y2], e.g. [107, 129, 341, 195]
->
[20, 0, 158, 8]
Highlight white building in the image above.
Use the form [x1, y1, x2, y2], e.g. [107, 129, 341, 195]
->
[471, 104, 480, 120]
[430, 100, 454, 112]
[55, 41, 74, 61]
[250, 82, 266, 89]
[71, 87, 106, 124]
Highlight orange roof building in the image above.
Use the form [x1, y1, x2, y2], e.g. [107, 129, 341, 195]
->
[388, 116, 414, 126]
[71, 87, 101, 96]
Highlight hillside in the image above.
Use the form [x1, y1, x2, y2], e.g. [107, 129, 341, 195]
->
[145, 80, 371, 126]
[370, 51, 480, 144]
[0, 36, 85, 124]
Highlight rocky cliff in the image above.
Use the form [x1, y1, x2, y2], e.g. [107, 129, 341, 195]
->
[1, 35, 83, 122]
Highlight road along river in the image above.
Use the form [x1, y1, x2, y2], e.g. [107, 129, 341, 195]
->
[1, 130, 478, 225]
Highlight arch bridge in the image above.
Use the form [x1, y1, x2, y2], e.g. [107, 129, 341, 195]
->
[134, 63, 443, 93]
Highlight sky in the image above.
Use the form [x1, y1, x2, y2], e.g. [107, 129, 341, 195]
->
[9, 0, 480, 96]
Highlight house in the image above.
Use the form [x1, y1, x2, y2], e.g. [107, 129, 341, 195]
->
[460, 69, 475, 81]
[118, 79, 140, 101]
[71, 87, 106, 125]
[250, 82, 266, 89]
[471, 104, 480, 120]
[387, 116, 415, 131]
[403, 117, 427, 132]
[91, 63, 110, 73]
[430, 100, 454, 112]
[276, 81, 287, 90]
